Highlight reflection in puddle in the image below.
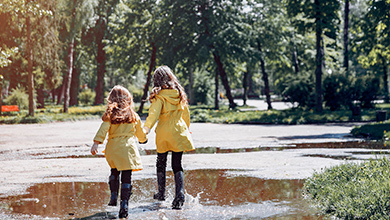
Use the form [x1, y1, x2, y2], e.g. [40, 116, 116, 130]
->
[0, 170, 324, 219]
[141, 141, 387, 155]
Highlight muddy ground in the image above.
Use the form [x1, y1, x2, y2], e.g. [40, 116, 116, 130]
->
[0, 119, 380, 219]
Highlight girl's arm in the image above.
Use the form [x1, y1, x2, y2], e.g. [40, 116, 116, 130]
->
[135, 117, 148, 144]
[144, 98, 163, 130]
[91, 121, 110, 155]
[91, 141, 99, 155]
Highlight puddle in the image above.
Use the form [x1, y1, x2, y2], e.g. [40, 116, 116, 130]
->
[0, 169, 325, 219]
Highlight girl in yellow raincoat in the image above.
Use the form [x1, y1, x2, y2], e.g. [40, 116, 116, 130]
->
[144, 65, 195, 210]
[91, 85, 147, 218]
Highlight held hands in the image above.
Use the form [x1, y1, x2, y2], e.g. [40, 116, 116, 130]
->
[91, 142, 99, 155]
[143, 126, 150, 135]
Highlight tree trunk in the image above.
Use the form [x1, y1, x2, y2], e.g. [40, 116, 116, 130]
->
[94, 16, 106, 105]
[315, 0, 323, 112]
[343, 0, 349, 72]
[188, 67, 196, 105]
[63, 38, 74, 113]
[382, 56, 389, 103]
[257, 41, 273, 110]
[292, 48, 299, 74]
[70, 41, 79, 106]
[215, 69, 219, 110]
[57, 83, 64, 105]
[212, 52, 236, 108]
[138, 43, 156, 114]
[27, 15, 35, 116]
[70, 62, 80, 106]
[36, 86, 45, 108]
[291, 32, 300, 74]
[243, 70, 248, 106]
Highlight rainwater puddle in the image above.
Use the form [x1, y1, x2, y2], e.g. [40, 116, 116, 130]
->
[0, 169, 325, 219]
[140, 141, 387, 155]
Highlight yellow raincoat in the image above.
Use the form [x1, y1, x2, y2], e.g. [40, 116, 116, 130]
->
[144, 89, 195, 153]
[93, 116, 147, 171]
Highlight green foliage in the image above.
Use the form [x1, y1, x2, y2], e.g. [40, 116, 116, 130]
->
[128, 85, 144, 103]
[351, 121, 390, 139]
[304, 157, 390, 219]
[190, 106, 375, 125]
[281, 74, 315, 108]
[78, 89, 96, 105]
[323, 73, 351, 111]
[0, 105, 105, 124]
[193, 71, 213, 105]
[3, 87, 29, 110]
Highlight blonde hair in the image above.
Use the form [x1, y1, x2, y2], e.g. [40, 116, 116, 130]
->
[102, 85, 138, 124]
[149, 65, 188, 105]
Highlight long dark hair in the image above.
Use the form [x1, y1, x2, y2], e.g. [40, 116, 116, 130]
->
[102, 85, 138, 124]
[149, 65, 188, 105]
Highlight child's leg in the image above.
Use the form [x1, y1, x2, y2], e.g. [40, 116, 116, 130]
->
[108, 168, 120, 206]
[171, 152, 183, 174]
[119, 170, 132, 218]
[171, 152, 185, 209]
[154, 152, 168, 200]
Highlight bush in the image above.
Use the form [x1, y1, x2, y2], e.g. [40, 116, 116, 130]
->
[78, 89, 96, 105]
[282, 75, 315, 108]
[4, 87, 29, 110]
[351, 121, 390, 139]
[193, 71, 213, 105]
[128, 86, 144, 103]
[323, 73, 352, 111]
[352, 76, 380, 109]
[304, 157, 390, 219]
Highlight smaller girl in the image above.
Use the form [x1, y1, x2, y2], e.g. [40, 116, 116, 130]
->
[144, 65, 195, 210]
[91, 85, 147, 218]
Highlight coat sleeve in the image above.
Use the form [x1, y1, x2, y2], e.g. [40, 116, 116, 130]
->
[182, 104, 190, 128]
[93, 121, 110, 144]
[144, 98, 163, 129]
[135, 117, 147, 143]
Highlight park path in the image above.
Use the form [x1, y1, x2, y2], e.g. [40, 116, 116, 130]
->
[0, 119, 368, 199]
[0, 119, 362, 152]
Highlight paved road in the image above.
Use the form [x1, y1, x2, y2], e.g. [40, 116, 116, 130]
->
[0, 119, 363, 152]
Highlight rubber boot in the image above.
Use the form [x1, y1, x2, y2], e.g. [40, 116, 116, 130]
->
[119, 183, 132, 218]
[153, 172, 166, 201]
[108, 174, 119, 206]
[172, 171, 185, 210]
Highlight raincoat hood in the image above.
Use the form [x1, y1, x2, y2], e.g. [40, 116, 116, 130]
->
[156, 89, 180, 105]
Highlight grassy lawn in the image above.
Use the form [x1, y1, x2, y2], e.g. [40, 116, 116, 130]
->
[304, 157, 390, 219]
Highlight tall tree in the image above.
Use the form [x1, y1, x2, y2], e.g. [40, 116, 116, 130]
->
[343, 0, 350, 72]
[1, 0, 57, 116]
[93, 0, 119, 105]
[108, 0, 161, 113]
[58, 0, 97, 112]
[356, 0, 390, 103]
[287, 0, 341, 112]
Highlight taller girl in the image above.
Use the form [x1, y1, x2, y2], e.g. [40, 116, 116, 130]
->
[144, 65, 195, 209]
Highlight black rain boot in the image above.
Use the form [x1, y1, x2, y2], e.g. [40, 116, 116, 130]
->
[153, 172, 166, 201]
[172, 171, 185, 210]
[108, 174, 119, 206]
[119, 183, 132, 218]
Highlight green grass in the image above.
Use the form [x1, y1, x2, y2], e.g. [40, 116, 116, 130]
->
[0, 101, 389, 125]
[304, 157, 390, 219]
[0, 105, 106, 124]
[189, 105, 377, 124]
[351, 121, 390, 139]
